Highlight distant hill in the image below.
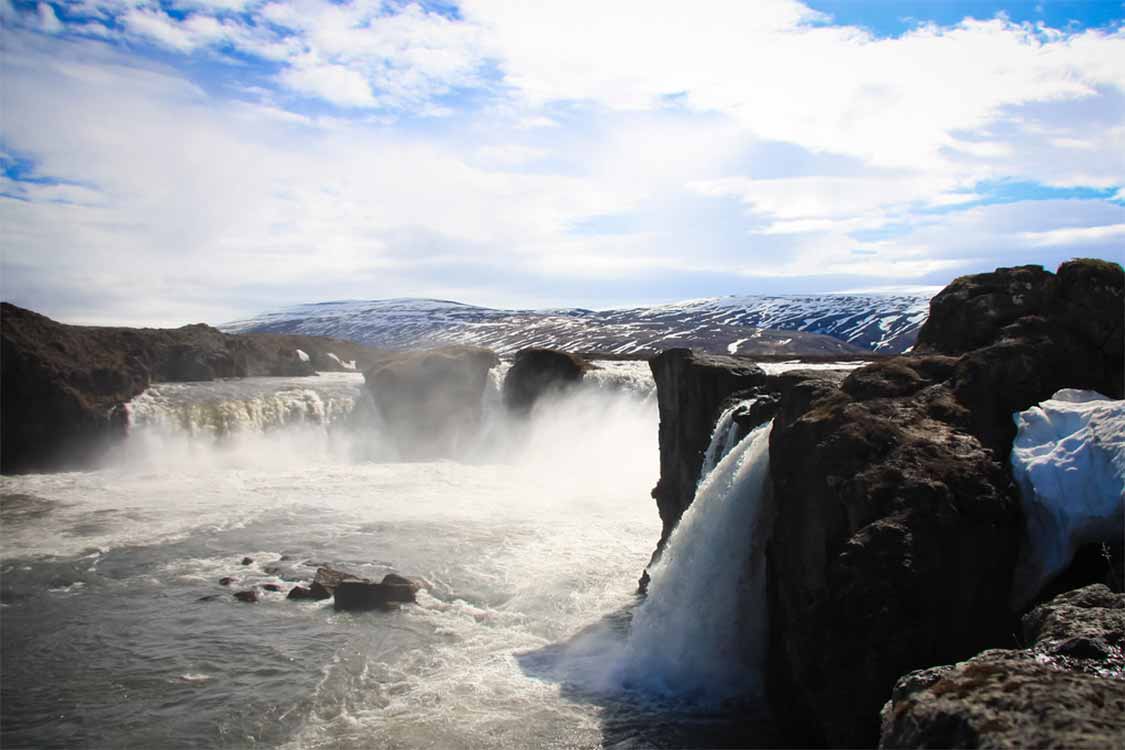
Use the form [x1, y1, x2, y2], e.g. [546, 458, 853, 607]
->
[222, 294, 932, 356]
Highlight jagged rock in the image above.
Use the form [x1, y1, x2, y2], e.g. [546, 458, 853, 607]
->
[306, 566, 362, 600]
[233, 590, 259, 603]
[286, 586, 315, 600]
[762, 260, 1124, 747]
[333, 574, 421, 611]
[240, 557, 253, 566]
[0, 302, 382, 473]
[364, 346, 499, 458]
[502, 348, 588, 413]
[879, 585, 1125, 748]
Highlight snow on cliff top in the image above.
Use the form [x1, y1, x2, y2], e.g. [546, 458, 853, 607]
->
[1010, 389, 1125, 607]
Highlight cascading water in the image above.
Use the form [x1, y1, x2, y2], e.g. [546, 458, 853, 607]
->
[127, 373, 366, 437]
[700, 398, 757, 478]
[620, 413, 774, 706]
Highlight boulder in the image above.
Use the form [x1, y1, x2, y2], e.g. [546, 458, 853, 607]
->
[502, 348, 589, 413]
[364, 346, 499, 459]
[333, 574, 421, 611]
[233, 590, 259, 603]
[879, 585, 1125, 749]
[306, 566, 362, 600]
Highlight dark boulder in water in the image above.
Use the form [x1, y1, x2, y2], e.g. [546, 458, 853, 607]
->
[333, 574, 421, 611]
[363, 346, 499, 459]
[219, 577, 234, 586]
[303, 566, 362, 600]
[261, 584, 283, 593]
[286, 586, 315, 600]
[502, 348, 588, 414]
[233, 590, 259, 603]
[240, 557, 253, 566]
[0, 302, 383, 473]
[879, 584, 1125, 749]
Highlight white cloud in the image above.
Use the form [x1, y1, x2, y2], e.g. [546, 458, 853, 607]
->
[1021, 223, 1125, 245]
[1, 3, 1123, 324]
[37, 2, 63, 32]
[280, 57, 378, 107]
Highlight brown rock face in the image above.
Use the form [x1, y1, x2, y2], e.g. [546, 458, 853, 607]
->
[364, 346, 499, 459]
[767, 357, 1021, 745]
[764, 259, 1124, 746]
[501, 348, 588, 414]
[879, 585, 1125, 749]
[0, 303, 382, 473]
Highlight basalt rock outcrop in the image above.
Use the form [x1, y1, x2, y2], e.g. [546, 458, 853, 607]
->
[764, 259, 1123, 746]
[502, 348, 589, 414]
[641, 259, 1122, 747]
[879, 584, 1125, 748]
[363, 346, 499, 459]
[1, 303, 381, 473]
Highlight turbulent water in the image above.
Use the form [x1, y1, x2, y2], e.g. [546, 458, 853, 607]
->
[0, 361, 782, 749]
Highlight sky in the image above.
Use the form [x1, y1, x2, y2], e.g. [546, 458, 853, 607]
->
[1, 0, 1123, 326]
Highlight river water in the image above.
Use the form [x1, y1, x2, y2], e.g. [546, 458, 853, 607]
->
[0, 363, 784, 749]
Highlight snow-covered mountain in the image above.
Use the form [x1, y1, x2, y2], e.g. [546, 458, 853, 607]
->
[222, 294, 931, 356]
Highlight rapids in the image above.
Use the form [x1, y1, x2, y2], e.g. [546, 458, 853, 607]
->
[0, 361, 780, 748]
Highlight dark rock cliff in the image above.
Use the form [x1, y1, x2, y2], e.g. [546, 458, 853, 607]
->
[641, 258, 1122, 747]
[1, 303, 382, 473]
[765, 259, 1123, 745]
[363, 346, 499, 459]
[502, 348, 589, 414]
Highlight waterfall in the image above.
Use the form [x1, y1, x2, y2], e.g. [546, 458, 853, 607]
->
[620, 417, 773, 706]
[700, 398, 756, 479]
[127, 382, 362, 438]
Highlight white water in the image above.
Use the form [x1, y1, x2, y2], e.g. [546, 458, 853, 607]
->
[700, 398, 757, 479]
[3, 363, 706, 749]
[620, 420, 774, 706]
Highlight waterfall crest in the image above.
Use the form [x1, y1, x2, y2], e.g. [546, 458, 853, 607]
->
[621, 416, 774, 706]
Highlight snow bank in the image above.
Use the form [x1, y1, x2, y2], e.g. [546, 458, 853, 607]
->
[1010, 389, 1125, 607]
[295, 349, 310, 363]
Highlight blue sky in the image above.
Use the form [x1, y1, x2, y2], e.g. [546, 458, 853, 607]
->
[1, 0, 1123, 325]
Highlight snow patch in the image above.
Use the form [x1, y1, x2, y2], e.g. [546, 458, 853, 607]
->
[1010, 389, 1125, 607]
[295, 349, 310, 363]
[325, 352, 356, 370]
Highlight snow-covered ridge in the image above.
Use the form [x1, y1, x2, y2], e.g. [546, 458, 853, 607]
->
[222, 293, 931, 355]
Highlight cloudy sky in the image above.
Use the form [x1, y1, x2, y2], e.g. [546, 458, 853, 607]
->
[1, 0, 1123, 325]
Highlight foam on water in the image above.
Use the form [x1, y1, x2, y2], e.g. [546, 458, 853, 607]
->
[1, 364, 682, 749]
